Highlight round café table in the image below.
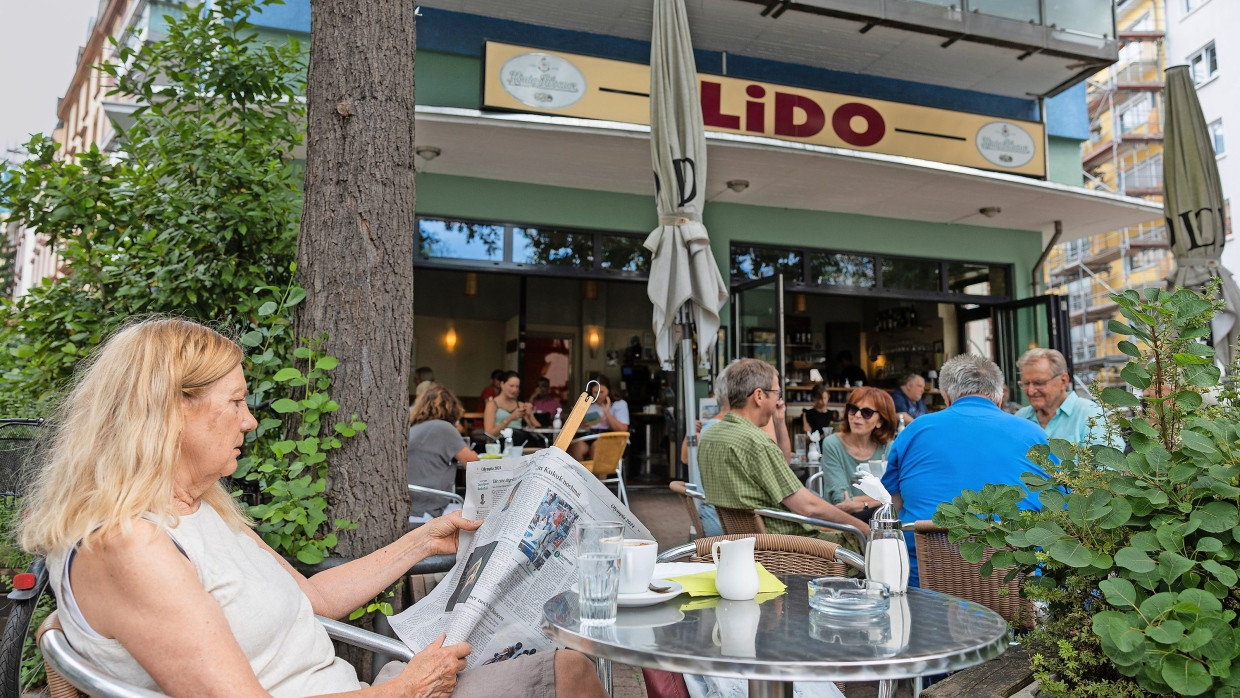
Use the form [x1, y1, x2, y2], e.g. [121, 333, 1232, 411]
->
[541, 574, 1009, 698]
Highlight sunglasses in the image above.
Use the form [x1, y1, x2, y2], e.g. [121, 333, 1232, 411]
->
[846, 403, 878, 420]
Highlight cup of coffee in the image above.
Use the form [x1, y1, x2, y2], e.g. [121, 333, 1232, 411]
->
[484, 443, 501, 455]
[619, 539, 658, 594]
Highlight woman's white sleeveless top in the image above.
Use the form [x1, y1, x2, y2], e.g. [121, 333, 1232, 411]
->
[47, 502, 361, 696]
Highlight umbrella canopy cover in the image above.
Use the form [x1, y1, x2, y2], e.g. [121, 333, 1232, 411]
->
[644, 0, 728, 365]
[1163, 64, 1240, 365]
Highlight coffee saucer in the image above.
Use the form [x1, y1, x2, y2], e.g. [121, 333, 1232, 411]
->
[617, 580, 684, 607]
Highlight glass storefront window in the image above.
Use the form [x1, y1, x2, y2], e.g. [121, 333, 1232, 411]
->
[418, 218, 504, 262]
[947, 262, 1007, 297]
[513, 227, 594, 267]
[599, 235, 650, 273]
[731, 246, 802, 282]
[810, 252, 875, 287]
[881, 257, 941, 292]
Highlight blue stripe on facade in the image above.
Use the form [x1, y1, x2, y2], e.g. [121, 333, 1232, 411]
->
[249, 0, 311, 36]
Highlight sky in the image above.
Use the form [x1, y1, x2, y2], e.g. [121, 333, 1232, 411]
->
[0, 0, 101, 157]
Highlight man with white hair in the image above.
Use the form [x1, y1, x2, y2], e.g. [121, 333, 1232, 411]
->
[1015, 347, 1120, 448]
[881, 353, 1049, 587]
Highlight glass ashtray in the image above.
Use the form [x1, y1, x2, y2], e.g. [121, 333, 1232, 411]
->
[807, 577, 891, 616]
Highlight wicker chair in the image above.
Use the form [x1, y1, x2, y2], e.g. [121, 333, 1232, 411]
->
[648, 534, 861, 696]
[573, 431, 629, 507]
[714, 504, 868, 552]
[714, 505, 767, 535]
[36, 611, 414, 698]
[669, 480, 705, 539]
[912, 521, 1036, 629]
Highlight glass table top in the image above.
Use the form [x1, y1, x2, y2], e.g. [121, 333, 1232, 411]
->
[541, 574, 1010, 682]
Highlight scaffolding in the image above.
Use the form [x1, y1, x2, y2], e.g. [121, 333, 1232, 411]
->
[1045, 0, 1171, 388]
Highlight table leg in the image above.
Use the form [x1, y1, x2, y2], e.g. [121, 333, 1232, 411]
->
[748, 679, 794, 698]
[877, 678, 897, 697]
[595, 657, 612, 696]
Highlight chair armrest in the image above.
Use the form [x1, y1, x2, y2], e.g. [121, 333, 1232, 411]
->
[805, 471, 824, 498]
[754, 508, 868, 551]
[317, 616, 415, 662]
[40, 627, 167, 697]
[656, 543, 698, 562]
[408, 484, 464, 506]
[570, 433, 601, 444]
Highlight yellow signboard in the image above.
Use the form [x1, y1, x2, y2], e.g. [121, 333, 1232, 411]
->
[482, 41, 1046, 178]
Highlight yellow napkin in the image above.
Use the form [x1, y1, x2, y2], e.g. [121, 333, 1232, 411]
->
[679, 590, 784, 611]
[667, 562, 787, 598]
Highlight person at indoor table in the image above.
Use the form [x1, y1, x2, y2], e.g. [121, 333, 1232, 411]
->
[483, 371, 543, 447]
[817, 387, 896, 521]
[19, 318, 604, 698]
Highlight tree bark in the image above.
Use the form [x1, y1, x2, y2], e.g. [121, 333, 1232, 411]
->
[296, 0, 415, 630]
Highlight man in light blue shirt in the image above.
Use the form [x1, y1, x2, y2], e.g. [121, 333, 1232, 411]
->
[1015, 348, 1122, 449]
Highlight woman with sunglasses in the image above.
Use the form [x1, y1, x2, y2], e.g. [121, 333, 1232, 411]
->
[817, 386, 898, 521]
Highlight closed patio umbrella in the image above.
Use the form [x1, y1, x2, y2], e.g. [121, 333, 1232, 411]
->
[644, 0, 728, 367]
[1163, 64, 1240, 366]
[644, 0, 728, 486]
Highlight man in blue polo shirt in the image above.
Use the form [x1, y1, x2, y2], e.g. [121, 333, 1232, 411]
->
[1015, 348, 1122, 449]
[882, 354, 1049, 587]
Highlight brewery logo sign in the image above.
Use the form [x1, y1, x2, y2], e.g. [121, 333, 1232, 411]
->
[975, 121, 1036, 168]
[499, 52, 587, 109]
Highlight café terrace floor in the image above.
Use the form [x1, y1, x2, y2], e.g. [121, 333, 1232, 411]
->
[614, 486, 913, 698]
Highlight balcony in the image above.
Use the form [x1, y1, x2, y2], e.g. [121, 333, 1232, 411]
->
[426, 0, 1120, 99]
[1083, 245, 1122, 270]
[1084, 293, 1119, 322]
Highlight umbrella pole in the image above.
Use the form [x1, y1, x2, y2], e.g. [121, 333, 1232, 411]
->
[677, 304, 696, 482]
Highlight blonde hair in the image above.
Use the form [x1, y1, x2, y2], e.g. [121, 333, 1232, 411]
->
[19, 317, 252, 554]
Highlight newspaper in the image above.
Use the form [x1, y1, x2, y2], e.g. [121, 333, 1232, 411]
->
[388, 447, 651, 669]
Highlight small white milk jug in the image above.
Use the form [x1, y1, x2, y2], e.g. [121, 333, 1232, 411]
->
[712, 537, 760, 600]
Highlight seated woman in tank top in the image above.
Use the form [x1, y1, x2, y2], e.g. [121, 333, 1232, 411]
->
[483, 371, 543, 448]
[19, 318, 605, 698]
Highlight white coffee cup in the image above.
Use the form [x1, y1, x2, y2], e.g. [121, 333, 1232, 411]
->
[619, 539, 658, 594]
[484, 443, 500, 455]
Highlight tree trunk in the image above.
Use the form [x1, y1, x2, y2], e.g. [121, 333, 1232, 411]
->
[295, 0, 416, 665]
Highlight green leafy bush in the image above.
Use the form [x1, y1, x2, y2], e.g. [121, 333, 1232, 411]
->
[0, 0, 304, 415]
[934, 286, 1240, 697]
[0, 1, 358, 564]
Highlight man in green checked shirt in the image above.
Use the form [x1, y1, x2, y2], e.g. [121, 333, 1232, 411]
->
[699, 358, 870, 551]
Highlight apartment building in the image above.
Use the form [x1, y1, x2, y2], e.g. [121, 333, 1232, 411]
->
[1043, 0, 1173, 388]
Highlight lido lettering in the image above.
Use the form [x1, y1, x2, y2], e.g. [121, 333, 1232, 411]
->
[700, 80, 886, 147]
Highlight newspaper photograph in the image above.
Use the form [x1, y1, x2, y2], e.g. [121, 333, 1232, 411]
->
[388, 447, 651, 668]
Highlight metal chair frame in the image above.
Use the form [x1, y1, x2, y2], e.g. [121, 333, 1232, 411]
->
[36, 612, 414, 698]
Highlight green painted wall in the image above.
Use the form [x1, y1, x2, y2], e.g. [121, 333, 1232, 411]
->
[1046, 136, 1085, 186]
[417, 173, 1045, 300]
[417, 52, 481, 108]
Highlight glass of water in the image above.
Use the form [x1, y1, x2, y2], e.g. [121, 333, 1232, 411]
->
[575, 521, 624, 625]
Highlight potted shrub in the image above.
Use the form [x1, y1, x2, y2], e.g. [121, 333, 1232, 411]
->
[934, 285, 1240, 697]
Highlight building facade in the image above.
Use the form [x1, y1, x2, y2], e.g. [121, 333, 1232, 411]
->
[14, 0, 1169, 423]
[1043, 0, 1233, 388]
[1043, 0, 1172, 388]
[409, 0, 1160, 416]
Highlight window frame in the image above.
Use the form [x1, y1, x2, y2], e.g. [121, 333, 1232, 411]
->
[1189, 41, 1219, 85]
[728, 241, 1013, 304]
[1210, 119, 1225, 156]
[414, 215, 651, 280]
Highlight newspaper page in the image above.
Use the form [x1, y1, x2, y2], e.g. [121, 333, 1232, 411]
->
[388, 447, 651, 669]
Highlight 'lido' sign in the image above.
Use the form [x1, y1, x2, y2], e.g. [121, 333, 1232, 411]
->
[482, 42, 1045, 178]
